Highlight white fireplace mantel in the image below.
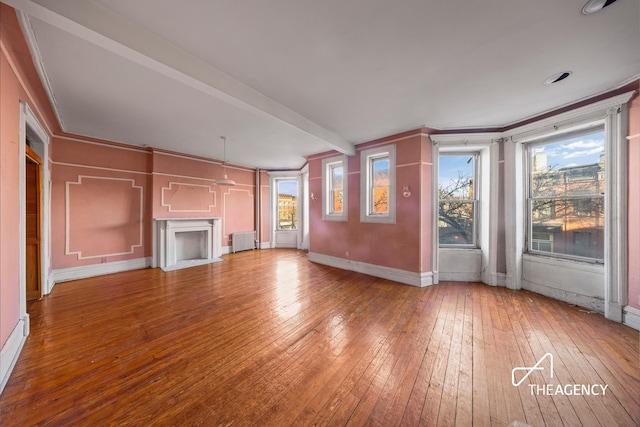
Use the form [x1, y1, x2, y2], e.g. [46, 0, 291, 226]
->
[152, 217, 222, 271]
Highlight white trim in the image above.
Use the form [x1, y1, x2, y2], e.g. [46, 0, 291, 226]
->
[623, 306, 640, 331]
[433, 137, 498, 287]
[54, 135, 150, 153]
[321, 154, 348, 222]
[17, 11, 65, 130]
[355, 131, 430, 151]
[270, 173, 302, 248]
[0, 316, 29, 395]
[506, 91, 636, 142]
[603, 103, 628, 322]
[52, 257, 151, 284]
[52, 161, 150, 176]
[432, 141, 439, 284]
[65, 176, 144, 259]
[503, 139, 525, 290]
[308, 252, 433, 288]
[430, 132, 503, 145]
[521, 280, 604, 313]
[360, 144, 396, 224]
[161, 182, 216, 213]
[0, 40, 55, 136]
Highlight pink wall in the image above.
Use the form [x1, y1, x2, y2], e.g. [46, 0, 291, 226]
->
[0, 52, 23, 345]
[308, 131, 432, 274]
[50, 136, 152, 269]
[151, 149, 256, 247]
[0, 4, 60, 345]
[1, 3, 261, 352]
[50, 137, 258, 270]
[628, 94, 640, 310]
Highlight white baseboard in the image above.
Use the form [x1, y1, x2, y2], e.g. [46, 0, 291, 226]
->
[308, 252, 433, 287]
[481, 272, 507, 287]
[1, 316, 29, 395]
[522, 280, 604, 313]
[258, 242, 272, 249]
[52, 257, 151, 284]
[623, 306, 640, 331]
[440, 272, 481, 282]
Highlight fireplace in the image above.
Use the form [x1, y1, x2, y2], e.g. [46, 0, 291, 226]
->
[153, 218, 222, 271]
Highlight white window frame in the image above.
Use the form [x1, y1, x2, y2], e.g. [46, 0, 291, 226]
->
[360, 144, 396, 224]
[505, 90, 634, 322]
[322, 155, 348, 221]
[525, 124, 606, 263]
[438, 152, 479, 248]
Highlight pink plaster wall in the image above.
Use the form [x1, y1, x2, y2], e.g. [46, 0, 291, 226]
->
[628, 94, 640, 310]
[151, 150, 256, 247]
[50, 137, 152, 269]
[0, 53, 23, 345]
[308, 132, 432, 274]
[0, 4, 60, 346]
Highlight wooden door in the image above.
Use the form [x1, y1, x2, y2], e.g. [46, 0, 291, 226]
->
[26, 145, 42, 301]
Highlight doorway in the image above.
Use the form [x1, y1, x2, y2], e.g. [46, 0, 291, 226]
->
[25, 145, 42, 301]
[272, 175, 301, 248]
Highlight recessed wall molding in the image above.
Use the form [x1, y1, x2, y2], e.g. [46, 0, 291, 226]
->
[65, 175, 144, 259]
[222, 188, 254, 238]
[161, 181, 216, 213]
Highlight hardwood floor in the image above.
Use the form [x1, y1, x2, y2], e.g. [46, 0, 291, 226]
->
[1, 249, 638, 426]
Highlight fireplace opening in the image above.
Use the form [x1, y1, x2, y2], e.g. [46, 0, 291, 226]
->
[175, 230, 206, 261]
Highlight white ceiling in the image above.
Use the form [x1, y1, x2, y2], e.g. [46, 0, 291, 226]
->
[6, 0, 640, 169]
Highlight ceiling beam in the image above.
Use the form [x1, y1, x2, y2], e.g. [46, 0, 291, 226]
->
[3, 0, 355, 156]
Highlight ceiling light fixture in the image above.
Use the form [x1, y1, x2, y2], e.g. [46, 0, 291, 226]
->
[544, 71, 572, 85]
[582, 0, 618, 14]
[215, 136, 236, 186]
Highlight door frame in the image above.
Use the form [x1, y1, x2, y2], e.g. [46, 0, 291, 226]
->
[269, 171, 303, 249]
[19, 102, 50, 319]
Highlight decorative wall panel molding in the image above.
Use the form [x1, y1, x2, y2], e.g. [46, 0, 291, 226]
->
[66, 176, 143, 259]
[161, 181, 216, 212]
[222, 188, 254, 237]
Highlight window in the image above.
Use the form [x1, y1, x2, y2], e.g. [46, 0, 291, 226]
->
[360, 145, 396, 223]
[438, 153, 478, 246]
[322, 155, 348, 221]
[276, 180, 298, 230]
[527, 124, 605, 261]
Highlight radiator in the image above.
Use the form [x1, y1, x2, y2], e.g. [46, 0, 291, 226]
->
[231, 231, 256, 253]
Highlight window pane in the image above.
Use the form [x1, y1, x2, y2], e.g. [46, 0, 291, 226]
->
[439, 155, 475, 199]
[439, 201, 474, 245]
[330, 165, 343, 214]
[277, 180, 297, 230]
[370, 157, 389, 214]
[531, 197, 604, 259]
[528, 128, 605, 260]
[530, 132, 605, 198]
[438, 154, 476, 245]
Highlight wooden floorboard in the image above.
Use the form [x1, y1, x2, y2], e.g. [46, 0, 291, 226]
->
[1, 249, 638, 426]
